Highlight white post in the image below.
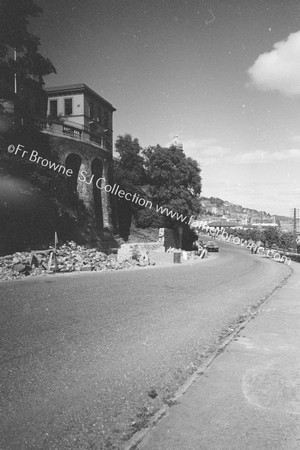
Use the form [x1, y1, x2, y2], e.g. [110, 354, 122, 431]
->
[14, 48, 17, 94]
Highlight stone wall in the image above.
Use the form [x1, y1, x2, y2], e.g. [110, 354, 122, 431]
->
[41, 133, 118, 234]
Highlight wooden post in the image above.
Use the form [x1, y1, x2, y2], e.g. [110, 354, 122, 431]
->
[53, 232, 59, 272]
[48, 252, 53, 270]
[293, 208, 297, 253]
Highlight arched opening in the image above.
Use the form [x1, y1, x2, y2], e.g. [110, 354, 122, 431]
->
[92, 158, 103, 230]
[65, 153, 82, 208]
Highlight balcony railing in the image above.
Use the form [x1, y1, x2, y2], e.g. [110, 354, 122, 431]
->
[62, 124, 83, 139]
[35, 119, 109, 151]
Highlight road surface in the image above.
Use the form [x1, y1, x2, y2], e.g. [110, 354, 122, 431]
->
[0, 242, 291, 449]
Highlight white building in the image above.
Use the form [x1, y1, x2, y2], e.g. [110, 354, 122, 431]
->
[44, 84, 116, 151]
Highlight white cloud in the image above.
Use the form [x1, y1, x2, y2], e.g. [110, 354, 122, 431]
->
[182, 137, 300, 215]
[183, 137, 231, 166]
[231, 148, 300, 164]
[289, 134, 300, 144]
[182, 139, 300, 215]
[184, 136, 300, 166]
[248, 31, 300, 95]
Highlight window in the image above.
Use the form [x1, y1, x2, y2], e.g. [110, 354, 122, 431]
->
[90, 102, 95, 119]
[49, 99, 57, 117]
[97, 106, 102, 123]
[104, 111, 109, 128]
[64, 98, 73, 116]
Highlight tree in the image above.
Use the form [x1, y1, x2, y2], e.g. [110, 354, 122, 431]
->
[114, 134, 145, 189]
[260, 227, 279, 248]
[114, 134, 146, 240]
[144, 144, 202, 247]
[278, 232, 293, 250]
[0, 0, 56, 126]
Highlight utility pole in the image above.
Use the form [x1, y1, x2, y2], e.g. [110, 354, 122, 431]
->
[291, 208, 299, 253]
[13, 46, 19, 127]
[293, 208, 296, 253]
[14, 47, 17, 94]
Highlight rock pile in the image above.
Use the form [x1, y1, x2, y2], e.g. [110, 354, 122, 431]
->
[117, 242, 163, 263]
[0, 251, 37, 282]
[0, 241, 155, 282]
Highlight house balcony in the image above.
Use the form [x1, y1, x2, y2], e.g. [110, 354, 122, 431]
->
[35, 118, 111, 152]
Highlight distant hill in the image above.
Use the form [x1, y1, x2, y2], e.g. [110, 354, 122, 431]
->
[201, 196, 290, 222]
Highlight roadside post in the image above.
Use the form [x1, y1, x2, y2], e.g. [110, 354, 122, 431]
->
[173, 250, 182, 263]
[53, 231, 59, 272]
[47, 232, 59, 272]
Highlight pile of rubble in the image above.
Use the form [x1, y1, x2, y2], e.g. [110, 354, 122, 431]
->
[0, 241, 155, 282]
[117, 242, 164, 262]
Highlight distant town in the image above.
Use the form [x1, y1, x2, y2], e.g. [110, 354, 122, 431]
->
[200, 197, 299, 234]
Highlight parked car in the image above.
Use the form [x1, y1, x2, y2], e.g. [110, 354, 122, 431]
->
[206, 240, 219, 252]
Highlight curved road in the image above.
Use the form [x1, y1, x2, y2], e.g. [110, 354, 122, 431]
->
[0, 242, 291, 449]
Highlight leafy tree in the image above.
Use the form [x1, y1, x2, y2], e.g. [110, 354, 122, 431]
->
[244, 228, 264, 243]
[260, 227, 279, 247]
[224, 226, 294, 251]
[114, 134, 145, 189]
[135, 208, 164, 229]
[278, 232, 293, 250]
[114, 134, 146, 240]
[208, 197, 224, 207]
[0, 0, 56, 126]
[144, 144, 202, 247]
[114, 137, 201, 246]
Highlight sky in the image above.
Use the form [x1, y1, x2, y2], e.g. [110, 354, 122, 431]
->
[30, 0, 300, 216]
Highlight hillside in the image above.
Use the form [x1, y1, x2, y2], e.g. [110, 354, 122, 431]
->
[201, 196, 290, 222]
[0, 129, 116, 256]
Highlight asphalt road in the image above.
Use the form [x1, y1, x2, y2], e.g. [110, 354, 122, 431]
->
[0, 243, 291, 450]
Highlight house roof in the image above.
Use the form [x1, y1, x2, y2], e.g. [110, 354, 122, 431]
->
[44, 83, 116, 111]
[208, 221, 243, 228]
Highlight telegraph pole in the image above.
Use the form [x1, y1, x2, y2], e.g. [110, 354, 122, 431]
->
[291, 208, 299, 253]
[293, 208, 296, 252]
[13, 46, 19, 127]
[14, 47, 17, 94]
